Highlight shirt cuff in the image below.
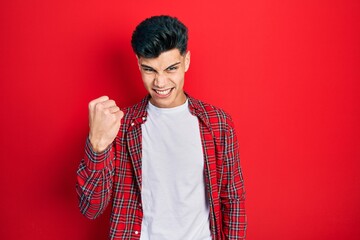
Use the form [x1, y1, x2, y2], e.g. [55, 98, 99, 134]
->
[84, 137, 114, 171]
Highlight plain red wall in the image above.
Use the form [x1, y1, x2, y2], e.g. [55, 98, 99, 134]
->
[1, 0, 359, 239]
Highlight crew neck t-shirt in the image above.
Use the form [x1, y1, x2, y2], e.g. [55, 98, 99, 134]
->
[140, 99, 211, 240]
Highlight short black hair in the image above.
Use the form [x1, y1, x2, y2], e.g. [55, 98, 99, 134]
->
[131, 15, 188, 58]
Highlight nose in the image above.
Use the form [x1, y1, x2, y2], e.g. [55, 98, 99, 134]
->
[154, 72, 167, 88]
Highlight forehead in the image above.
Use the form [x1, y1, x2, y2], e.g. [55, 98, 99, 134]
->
[138, 49, 184, 68]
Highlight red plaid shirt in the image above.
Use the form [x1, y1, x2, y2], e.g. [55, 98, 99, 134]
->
[76, 94, 246, 239]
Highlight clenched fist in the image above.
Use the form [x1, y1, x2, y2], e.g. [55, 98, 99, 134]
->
[88, 96, 124, 153]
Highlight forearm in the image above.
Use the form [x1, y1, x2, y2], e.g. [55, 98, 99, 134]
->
[221, 120, 247, 239]
[221, 199, 246, 239]
[221, 164, 246, 239]
[76, 138, 115, 219]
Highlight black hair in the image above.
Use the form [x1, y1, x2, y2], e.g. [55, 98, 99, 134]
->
[131, 15, 188, 58]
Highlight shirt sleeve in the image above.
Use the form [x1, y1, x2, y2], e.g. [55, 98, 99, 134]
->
[76, 137, 115, 219]
[220, 119, 247, 239]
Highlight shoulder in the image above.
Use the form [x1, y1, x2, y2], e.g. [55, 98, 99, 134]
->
[188, 95, 235, 129]
[123, 98, 147, 116]
[120, 96, 149, 127]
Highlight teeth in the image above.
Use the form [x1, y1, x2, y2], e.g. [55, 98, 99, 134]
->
[155, 88, 172, 95]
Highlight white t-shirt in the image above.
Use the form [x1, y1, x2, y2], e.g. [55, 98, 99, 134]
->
[140, 99, 211, 240]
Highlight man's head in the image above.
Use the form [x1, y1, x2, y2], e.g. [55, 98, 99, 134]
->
[132, 15, 190, 108]
[131, 15, 188, 58]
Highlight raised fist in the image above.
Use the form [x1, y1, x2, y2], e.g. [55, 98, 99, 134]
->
[88, 96, 124, 153]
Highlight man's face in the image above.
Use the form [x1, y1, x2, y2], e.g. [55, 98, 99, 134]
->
[137, 49, 190, 108]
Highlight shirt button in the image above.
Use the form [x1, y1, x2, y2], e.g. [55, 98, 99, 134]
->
[131, 122, 135, 126]
[134, 231, 139, 235]
[142, 117, 146, 121]
[139, 203, 142, 207]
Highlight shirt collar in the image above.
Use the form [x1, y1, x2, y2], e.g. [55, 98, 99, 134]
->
[128, 92, 206, 126]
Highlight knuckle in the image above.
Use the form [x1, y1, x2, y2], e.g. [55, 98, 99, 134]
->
[118, 111, 124, 119]
[108, 100, 116, 106]
[88, 101, 94, 109]
[95, 103, 104, 111]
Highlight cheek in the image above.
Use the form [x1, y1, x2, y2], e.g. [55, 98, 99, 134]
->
[172, 74, 185, 86]
[141, 75, 153, 87]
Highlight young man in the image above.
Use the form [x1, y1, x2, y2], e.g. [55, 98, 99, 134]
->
[77, 15, 246, 239]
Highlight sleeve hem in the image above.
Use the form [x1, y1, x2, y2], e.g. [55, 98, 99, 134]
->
[84, 137, 114, 171]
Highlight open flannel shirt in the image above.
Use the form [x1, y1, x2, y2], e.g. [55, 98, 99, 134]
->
[76, 94, 246, 239]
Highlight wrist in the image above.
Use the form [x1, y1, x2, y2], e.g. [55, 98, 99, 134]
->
[84, 138, 113, 171]
[89, 135, 110, 153]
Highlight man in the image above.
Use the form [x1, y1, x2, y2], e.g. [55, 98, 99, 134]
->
[76, 15, 246, 239]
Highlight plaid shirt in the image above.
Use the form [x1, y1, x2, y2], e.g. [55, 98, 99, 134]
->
[76, 94, 246, 239]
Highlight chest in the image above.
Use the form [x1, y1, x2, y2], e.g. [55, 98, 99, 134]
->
[141, 109, 203, 173]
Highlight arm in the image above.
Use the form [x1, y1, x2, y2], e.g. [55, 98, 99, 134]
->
[76, 139, 115, 219]
[76, 96, 123, 219]
[220, 119, 247, 239]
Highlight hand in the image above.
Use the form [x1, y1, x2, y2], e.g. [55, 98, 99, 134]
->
[88, 96, 124, 153]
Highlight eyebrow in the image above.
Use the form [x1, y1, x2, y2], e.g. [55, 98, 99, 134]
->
[140, 62, 181, 72]
[165, 62, 181, 70]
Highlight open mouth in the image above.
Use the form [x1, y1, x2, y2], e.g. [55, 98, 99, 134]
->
[153, 88, 174, 97]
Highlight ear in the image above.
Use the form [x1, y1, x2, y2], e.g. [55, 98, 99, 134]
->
[136, 55, 141, 71]
[184, 51, 191, 72]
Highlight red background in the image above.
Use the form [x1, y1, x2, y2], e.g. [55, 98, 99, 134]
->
[1, 0, 359, 239]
